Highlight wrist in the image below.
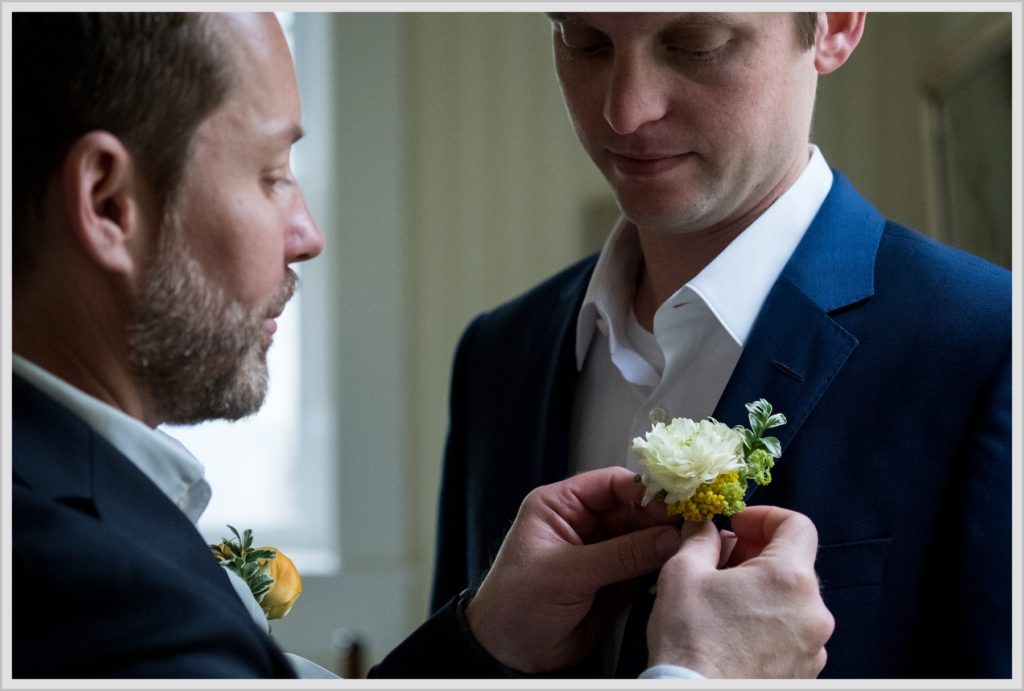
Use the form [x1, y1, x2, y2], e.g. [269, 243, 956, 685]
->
[640, 664, 707, 679]
[457, 588, 527, 676]
[648, 647, 724, 678]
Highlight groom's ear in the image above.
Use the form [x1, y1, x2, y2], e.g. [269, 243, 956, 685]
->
[814, 13, 866, 75]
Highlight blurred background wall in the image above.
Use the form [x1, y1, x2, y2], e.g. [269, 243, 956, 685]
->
[214, 11, 1013, 674]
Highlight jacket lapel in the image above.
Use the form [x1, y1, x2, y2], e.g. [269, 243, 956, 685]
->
[13, 374, 97, 502]
[13, 375, 246, 610]
[89, 442, 242, 599]
[533, 259, 597, 485]
[713, 172, 885, 487]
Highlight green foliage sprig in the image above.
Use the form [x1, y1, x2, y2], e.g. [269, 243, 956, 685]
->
[210, 525, 277, 605]
[737, 398, 788, 488]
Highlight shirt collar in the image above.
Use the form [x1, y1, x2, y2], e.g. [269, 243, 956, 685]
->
[575, 215, 650, 375]
[12, 354, 211, 523]
[673, 146, 833, 345]
[576, 145, 833, 370]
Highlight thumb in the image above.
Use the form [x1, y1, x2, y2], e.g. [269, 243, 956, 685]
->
[576, 526, 681, 589]
[668, 520, 722, 576]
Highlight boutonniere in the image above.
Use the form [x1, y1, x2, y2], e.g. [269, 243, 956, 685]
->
[211, 525, 302, 620]
[632, 399, 787, 522]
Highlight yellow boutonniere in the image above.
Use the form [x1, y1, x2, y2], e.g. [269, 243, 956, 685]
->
[632, 399, 787, 522]
[211, 525, 302, 620]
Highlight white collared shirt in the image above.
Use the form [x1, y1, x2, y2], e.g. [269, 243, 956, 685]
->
[12, 354, 212, 522]
[570, 146, 833, 476]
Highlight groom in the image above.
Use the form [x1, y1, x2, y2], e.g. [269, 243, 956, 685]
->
[431, 11, 1012, 678]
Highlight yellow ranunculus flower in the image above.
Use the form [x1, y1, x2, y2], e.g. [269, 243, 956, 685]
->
[257, 548, 302, 620]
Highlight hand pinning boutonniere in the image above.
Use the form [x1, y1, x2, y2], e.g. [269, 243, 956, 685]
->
[211, 525, 302, 620]
[632, 399, 787, 522]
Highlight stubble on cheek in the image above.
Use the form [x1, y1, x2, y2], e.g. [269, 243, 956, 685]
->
[126, 218, 292, 425]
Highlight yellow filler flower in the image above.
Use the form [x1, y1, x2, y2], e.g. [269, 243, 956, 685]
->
[632, 399, 786, 522]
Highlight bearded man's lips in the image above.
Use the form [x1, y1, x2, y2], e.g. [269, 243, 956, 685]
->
[264, 306, 286, 335]
[263, 271, 298, 335]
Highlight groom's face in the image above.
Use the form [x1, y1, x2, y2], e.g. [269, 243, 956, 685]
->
[549, 12, 820, 237]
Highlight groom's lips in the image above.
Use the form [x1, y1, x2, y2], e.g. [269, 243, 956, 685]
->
[609, 150, 693, 177]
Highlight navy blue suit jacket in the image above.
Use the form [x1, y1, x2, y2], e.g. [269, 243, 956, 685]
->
[430, 172, 1012, 678]
[12, 375, 521, 679]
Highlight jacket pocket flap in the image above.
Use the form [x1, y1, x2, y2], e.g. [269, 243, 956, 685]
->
[815, 537, 892, 590]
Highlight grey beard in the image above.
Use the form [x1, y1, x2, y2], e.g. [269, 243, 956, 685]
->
[126, 220, 292, 425]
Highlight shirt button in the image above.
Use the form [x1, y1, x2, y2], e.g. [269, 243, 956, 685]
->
[649, 407, 668, 424]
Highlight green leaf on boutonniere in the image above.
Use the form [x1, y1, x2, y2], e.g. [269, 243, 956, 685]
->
[211, 524, 278, 606]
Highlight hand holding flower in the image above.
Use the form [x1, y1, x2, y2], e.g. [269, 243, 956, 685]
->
[466, 467, 682, 673]
[648, 506, 834, 677]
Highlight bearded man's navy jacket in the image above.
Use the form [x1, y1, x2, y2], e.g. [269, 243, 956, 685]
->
[430, 172, 1012, 678]
[12, 374, 519, 678]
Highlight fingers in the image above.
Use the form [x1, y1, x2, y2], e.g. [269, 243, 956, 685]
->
[664, 520, 722, 578]
[533, 467, 668, 543]
[561, 466, 647, 515]
[597, 500, 680, 539]
[718, 529, 738, 568]
[728, 505, 819, 564]
[574, 525, 681, 588]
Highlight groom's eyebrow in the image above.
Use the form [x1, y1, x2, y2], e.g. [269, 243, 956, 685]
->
[545, 12, 733, 29]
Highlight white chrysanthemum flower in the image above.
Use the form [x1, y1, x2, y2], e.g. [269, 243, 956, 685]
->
[632, 417, 745, 506]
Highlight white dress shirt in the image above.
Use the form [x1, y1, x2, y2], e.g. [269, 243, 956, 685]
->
[569, 146, 833, 675]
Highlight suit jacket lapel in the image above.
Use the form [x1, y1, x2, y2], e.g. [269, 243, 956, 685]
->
[13, 375, 295, 676]
[529, 258, 596, 487]
[89, 442, 242, 599]
[13, 374, 97, 502]
[13, 375, 245, 610]
[713, 172, 885, 492]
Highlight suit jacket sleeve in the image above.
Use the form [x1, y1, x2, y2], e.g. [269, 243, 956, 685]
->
[429, 315, 482, 613]
[369, 592, 524, 679]
[936, 343, 1012, 676]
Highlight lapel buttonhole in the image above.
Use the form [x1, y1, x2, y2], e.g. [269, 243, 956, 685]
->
[771, 360, 806, 382]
